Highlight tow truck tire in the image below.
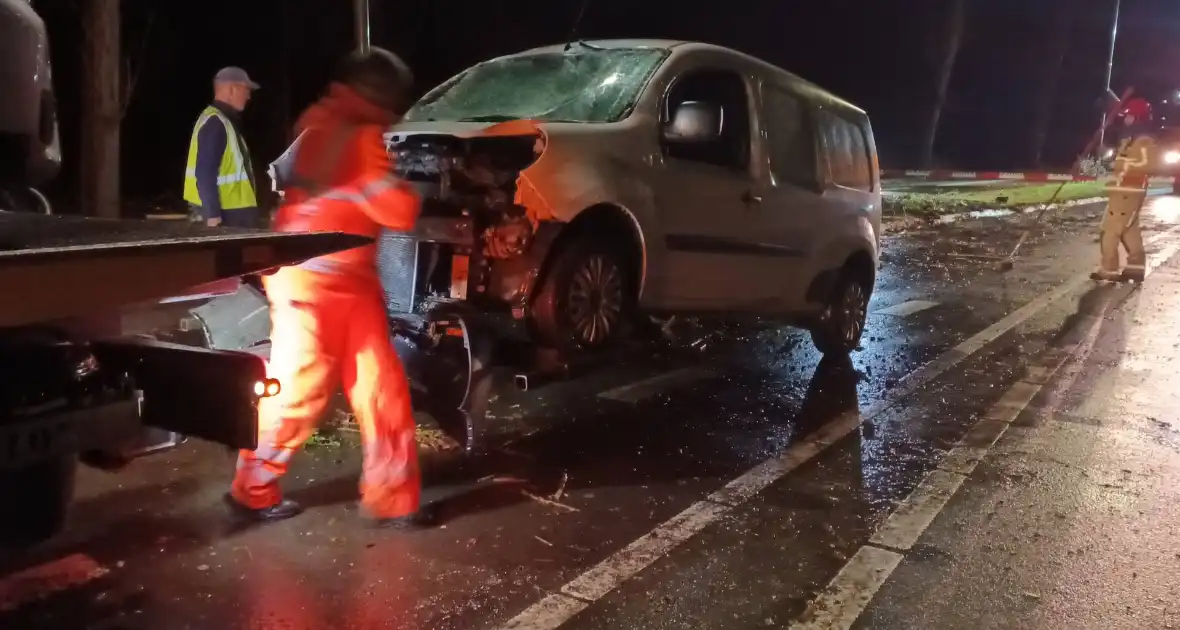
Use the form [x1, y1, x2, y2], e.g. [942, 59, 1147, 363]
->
[810, 267, 870, 356]
[529, 238, 635, 351]
[0, 454, 76, 548]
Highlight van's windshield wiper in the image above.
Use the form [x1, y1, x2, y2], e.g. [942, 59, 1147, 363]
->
[457, 115, 521, 122]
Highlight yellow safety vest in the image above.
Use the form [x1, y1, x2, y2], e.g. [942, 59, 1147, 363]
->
[182, 106, 257, 210]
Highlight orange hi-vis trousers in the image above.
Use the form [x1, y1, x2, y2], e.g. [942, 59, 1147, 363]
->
[230, 268, 420, 519]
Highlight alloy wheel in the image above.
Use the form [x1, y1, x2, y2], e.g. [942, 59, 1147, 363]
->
[566, 254, 624, 346]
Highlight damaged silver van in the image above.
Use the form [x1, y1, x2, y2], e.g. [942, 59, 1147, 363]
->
[381, 39, 881, 358]
[249, 40, 884, 451]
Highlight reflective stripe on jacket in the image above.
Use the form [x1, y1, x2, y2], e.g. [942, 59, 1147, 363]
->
[183, 106, 258, 209]
[268, 84, 419, 292]
[1107, 135, 1155, 194]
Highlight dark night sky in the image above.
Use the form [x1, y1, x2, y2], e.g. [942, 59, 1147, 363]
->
[30, 0, 1180, 206]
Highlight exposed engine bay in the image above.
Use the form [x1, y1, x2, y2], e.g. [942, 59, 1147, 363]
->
[380, 130, 544, 317]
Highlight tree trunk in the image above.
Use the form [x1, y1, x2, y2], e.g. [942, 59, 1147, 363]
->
[919, 0, 967, 168]
[81, 0, 121, 218]
[1031, 13, 1072, 168]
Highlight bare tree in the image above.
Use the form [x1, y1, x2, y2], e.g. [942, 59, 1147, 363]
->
[81, 0, 120, 218]
[1031, 11, 1072, 168]
[120, 8, 157, 120]
[919, 0, 967, 168]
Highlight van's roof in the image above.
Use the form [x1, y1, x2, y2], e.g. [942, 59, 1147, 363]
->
[506, 39, 867, 117]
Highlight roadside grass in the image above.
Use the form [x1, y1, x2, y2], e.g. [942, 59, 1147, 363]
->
[885, 181, 1106, 217]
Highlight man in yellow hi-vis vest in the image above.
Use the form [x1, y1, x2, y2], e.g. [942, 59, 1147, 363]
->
[1092, 97, 1156, 283]
[183, 67, 261, 227]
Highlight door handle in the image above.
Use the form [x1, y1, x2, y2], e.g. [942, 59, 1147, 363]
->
[742, 190, 762, 205]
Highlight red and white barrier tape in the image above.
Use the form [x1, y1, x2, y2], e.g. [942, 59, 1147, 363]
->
[882, 169, 1176, 184]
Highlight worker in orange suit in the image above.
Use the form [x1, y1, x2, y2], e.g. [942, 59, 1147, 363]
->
[225, 47, 438, 530]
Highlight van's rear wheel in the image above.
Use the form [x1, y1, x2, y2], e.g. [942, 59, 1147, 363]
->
[810, 270, 869, 355]
[529, 239, 634, 350]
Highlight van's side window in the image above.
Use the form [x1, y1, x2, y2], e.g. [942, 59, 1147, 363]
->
[817, 108, 872, 191]
[846, 122, 873, 191]
[762, 86, 816, 189]
[662, 69, 751, 171]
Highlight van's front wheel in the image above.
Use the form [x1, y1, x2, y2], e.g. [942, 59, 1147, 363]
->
[810, 271, 869, 355]
[529, 239, 634, 351]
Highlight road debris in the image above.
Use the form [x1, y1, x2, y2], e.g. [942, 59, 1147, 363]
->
[551, 472, 569, 501]
[521, 490, 579, 513]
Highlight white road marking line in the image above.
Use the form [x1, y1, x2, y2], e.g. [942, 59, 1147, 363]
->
[792, 236, 1175, 630]
[500, 594, 590, 630]
[790, 546, 903, 630]
[874, 299, 939, 317]
[596, 367, 713, 403]
[795, 354, 1065, 629]
[708, 411, 860, 506]
[936, 445, 988, 475]
[868, 470, 968, 551]
[1021, 364, 1055, 384]
[494, 224, 1180, 630]
[0, 554, 109, 613]
[560, 500, 731, 602]
[986, 380, 1042, 420]
[957, 417, 1011, 449]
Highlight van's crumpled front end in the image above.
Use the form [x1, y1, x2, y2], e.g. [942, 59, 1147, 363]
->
[377, 121, 558, 454]
[379, 121, 548, 319]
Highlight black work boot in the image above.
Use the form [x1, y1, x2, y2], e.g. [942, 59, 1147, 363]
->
[223, 493, 304, 523]
[365, 503, 441, 531]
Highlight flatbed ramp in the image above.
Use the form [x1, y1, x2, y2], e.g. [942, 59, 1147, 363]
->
[0, 213, 369, 327]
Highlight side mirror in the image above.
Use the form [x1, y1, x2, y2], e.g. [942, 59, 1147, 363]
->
[268, 130, 307, 194]
[664, 101, 722, 143]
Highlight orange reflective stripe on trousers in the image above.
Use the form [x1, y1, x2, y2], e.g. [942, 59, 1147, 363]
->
[231, 270, 421, 519]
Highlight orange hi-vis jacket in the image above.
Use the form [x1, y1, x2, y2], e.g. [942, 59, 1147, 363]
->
[271, 82, 419, 296]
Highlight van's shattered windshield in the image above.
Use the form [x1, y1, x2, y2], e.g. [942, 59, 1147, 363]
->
[404, 47, 670, 124]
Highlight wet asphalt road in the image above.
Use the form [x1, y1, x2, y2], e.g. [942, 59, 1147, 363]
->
[4, 196, 1180, 629]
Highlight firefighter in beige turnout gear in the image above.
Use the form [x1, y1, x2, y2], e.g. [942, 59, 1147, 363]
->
[1093, 97, 1155, 283]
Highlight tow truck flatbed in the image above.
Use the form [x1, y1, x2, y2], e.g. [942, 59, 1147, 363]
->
[0, 213, 370, 328]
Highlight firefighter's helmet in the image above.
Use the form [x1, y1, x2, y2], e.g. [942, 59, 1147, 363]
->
[335, 47, 415, 115]
[1120, 97, 1153, 121]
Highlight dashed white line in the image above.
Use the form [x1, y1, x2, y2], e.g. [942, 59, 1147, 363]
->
[560, 500, 731, 601]
[597, 367, 713, 403]
[708, 411, 861, 506]
[874, 299, 939, 317]
[868, 470, 968, 551]
[792, 232, 1176, 630]
[790, 546, 903, 630]
[500, 594, 589, 630]
[499, 223, 1180, 630]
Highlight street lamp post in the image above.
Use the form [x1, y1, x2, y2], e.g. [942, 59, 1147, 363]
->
[1099, 0, 1121, 149]
[354, 0, 370, 55]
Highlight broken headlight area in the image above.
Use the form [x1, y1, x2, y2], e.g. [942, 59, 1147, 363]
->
[381, 131, 544, 317]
